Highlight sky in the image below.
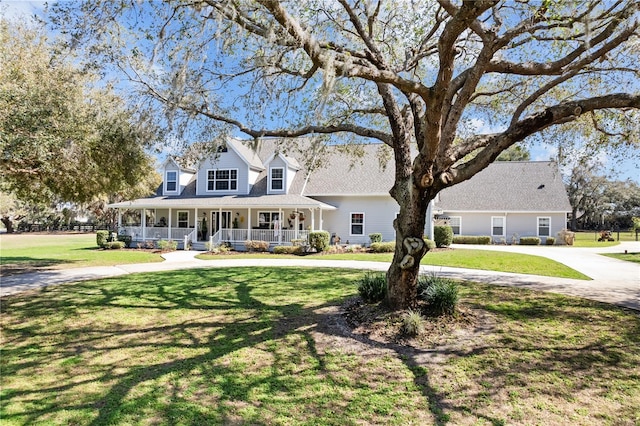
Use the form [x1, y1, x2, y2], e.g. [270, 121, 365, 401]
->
[2, 0, 638, 184]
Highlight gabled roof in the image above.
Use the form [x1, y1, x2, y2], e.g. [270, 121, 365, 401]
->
[435, 161, 571, 212]
[228, 138, 265, 171]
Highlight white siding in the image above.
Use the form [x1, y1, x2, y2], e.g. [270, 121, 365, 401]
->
[313, 196, 399, 245]
[442, 211, 567, 243]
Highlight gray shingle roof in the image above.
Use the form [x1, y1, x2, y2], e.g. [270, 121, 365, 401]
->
[435, 161, 571, 212]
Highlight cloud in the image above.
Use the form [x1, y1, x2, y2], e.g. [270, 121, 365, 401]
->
[0, 1, 50, 20]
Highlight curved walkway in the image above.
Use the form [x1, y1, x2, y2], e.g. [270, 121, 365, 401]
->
[1, 242, 638, 310]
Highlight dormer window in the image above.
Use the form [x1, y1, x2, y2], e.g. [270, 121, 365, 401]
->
[207, 169, 238, 191]
[165, 171, 177, 192]
[270, 167, 284, 191]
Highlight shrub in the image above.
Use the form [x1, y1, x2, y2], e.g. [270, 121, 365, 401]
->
[452, 235, 491, 245]
[344, 244, 366, 253]
[557, 229, 575, 245]
[433, 226, 453, 247]
[273, 245, 304, 255]
[369, 241, 395, 253]
[106, 241, 125, 249]
[419, 275, 459, 316]
[423, 238, 436, 250]
[309, 231, 330, 252]
[290, 238, 306, 246]
[545, 237, 555, 245]
[357, 272, 387, 303]
[401, 309, 425, 336]
[157, 239, 178, 251]
[117, 235, 132, 247]
[369, 233, 382, 244]
[205, 242, 231, 253]
[244, 240, 270, 252]
[519, 237, 541, 245]
[96, 230, 110, 248]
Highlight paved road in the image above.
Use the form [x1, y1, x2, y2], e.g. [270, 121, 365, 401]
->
[1, 242, 638, 310]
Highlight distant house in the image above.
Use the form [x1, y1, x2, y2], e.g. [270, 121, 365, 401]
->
[109, 139, 570, 249]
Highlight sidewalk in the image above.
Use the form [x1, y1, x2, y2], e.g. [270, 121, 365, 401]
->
[1, 244, 638, 311]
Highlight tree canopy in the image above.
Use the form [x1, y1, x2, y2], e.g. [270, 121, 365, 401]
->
[52, 0, 640, 309]
[0, 17, 158, 205]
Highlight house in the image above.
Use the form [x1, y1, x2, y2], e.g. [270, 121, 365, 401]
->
[108, 138, 571, 249]
[434, 161, 571, 244]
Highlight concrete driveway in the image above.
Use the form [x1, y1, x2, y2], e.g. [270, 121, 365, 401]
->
[1, 242, 638, 310]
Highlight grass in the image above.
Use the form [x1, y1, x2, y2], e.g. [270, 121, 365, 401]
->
[0, 233, 163, 274]
[197, 250, 590, 280]
[602, 252, 640, 264]
[573, 230, 638, 247]
[1, 267, 638, 425]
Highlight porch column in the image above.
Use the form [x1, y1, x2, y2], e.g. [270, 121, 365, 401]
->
[117, 210, 122, 230]
[248, 208, 252, 241]
[218, 207, 222, 243]
[195, 208, 199, 242]
[310, 208, 315, 231]
[278, 208, 282, 245]
[168, 208, 172, 240]
[295, 212, 299, 240]
[319, 209, 324, 231]
[142, 208, 146, 241]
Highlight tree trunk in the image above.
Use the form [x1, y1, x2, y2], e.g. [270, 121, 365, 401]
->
[1, 217, 15, 233]
[386, 185, 432, 310]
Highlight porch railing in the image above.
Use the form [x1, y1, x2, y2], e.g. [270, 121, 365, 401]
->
[119, 226, 195, 241]
[213, 228, 309, 244]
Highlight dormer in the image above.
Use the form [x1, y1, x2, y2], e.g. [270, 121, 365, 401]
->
[162, 157, 195, 196]
[195, 139, 265, 196]
[265, 153, 301, 195]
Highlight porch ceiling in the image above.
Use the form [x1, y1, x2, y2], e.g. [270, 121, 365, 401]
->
[107, 194, 337, 210]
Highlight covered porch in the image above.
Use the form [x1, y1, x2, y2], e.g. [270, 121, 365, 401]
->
[110, 194, 336, 250]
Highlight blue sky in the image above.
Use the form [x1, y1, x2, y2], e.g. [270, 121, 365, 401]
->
[3, 0, 638, 184]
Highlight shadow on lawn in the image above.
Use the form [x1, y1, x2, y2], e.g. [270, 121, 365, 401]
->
[0, 256, 71, 276]
[1, 269, 639, 425]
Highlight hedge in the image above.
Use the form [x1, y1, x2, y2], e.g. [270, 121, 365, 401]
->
[309, 231, 330, 252]
[452, 235, 492, 245]
[519, 237, 541, 245]
[273, 245, 305, 255]
[244, 240, 270, 252]
[434, 226, 453, 247]
[545, 237, 556, 245]
[96, 230, 110, 248]
[369, 241, 395, 253]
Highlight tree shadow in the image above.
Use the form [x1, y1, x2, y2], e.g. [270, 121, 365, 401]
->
[0, 256, 71, 276]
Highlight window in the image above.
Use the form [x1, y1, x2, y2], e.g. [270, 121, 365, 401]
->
[207, 169, 238, 191]
[350, 213, 364, 235]
[258, 211, 280, 228]
[270, 167, 284, 191]
[177, 211, 189, 228]
[492, 216, 505, 236]
[449, 216, 461, 235]
[538, 217, 550, 237]
[165, 171, 177, 192]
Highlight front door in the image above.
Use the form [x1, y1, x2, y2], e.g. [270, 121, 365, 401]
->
[211, 211, 232, 235]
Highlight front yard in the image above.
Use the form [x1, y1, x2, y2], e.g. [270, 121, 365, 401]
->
[1, 267, 638, 425]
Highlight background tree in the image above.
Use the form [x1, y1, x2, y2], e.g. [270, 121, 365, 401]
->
[54, 0, 640, 309]
[496, 144, 531, 161]
[0, 17, 158, 206]
[0, 192, 28, 233]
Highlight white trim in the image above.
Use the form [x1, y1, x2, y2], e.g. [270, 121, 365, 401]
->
[164, 170, 178, 194]
[449, 216, 462, 235]
[177, 210, 189, 228]
[269, 166, 285, 193]
[349, 212, 365, 236]
[206, 168, 239, 192]
[537, 216, 551, 237]
[491, 216, 506, 237]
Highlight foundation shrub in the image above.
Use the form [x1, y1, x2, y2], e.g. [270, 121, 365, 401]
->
[244, 240, 270, 252]
[369, 233, 382, 244]
[519, 237, 541, 245]
[273, 245, 305, 255]
[452, 235, 491, 245]
[369, 242, 395, 253]
[309, 231, 330, 252]
[434, 226, 453, 247]
[96, 230, 110, 248]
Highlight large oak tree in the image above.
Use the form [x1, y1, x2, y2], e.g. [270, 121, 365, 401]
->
[54, 0, 640, 309]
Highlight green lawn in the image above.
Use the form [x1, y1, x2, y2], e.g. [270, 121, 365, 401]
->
[0, 233, 162, 274]
[198, 249, 590, 280]
[602, 252, 640, 264]
[1, 268, 638, 425]
[573, 230, 638, 247]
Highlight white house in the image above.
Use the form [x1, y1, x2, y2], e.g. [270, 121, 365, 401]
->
[109, 138, 571, 249]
